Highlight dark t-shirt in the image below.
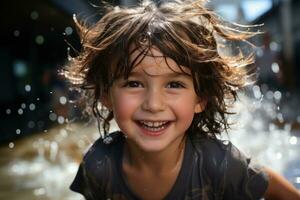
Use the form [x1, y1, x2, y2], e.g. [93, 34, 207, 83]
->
[70, 131, 269, 200]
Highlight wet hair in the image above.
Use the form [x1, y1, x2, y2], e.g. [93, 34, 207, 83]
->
[63, 0, 259, 138]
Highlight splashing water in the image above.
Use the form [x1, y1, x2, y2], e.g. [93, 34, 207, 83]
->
[0, 88, 299, 199]
[0, 124, 98, 200]
[224, 91, 300, 189]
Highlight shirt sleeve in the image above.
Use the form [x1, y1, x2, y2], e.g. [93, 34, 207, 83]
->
[69, 138, 115, 200]
[222, 142, 269, 200]
[70, 163, 94, 200]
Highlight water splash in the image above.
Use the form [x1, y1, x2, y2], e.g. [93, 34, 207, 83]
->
[224, 90, 300, 189]
[0, 124, 97, 200]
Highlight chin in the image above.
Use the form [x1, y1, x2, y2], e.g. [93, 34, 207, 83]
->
[137, 141, 169, 152]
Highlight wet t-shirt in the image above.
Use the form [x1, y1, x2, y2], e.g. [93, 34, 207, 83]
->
[70, 131, 269, 200]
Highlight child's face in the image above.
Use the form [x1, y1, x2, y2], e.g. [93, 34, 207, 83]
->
[103, 47, 205, 152]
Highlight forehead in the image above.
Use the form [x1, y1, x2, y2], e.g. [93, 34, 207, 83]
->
[129, 46, 191, 76]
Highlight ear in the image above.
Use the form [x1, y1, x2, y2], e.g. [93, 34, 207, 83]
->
[194, 98, 207, 113]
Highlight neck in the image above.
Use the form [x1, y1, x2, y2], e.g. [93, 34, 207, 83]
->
[123, 135, 186, 174]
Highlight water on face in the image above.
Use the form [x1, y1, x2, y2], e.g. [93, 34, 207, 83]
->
[0, 87, 299, 199]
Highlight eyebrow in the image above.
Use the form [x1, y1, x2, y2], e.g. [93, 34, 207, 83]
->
[128, 71, 191, 78]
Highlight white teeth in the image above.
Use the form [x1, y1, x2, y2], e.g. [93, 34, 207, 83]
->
[139, 121, 168, 128]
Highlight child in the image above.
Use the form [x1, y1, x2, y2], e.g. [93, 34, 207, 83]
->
[65, 0, 300, 199]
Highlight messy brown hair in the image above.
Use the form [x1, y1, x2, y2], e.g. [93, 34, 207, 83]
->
[63, 0, 259, 138]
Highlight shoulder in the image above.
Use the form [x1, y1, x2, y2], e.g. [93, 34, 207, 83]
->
[190, 135, 269, 199]
[70, 131, 124, 199]
[190, 135, 228, 170]
[82, 131, 123, 173]
[191, 134, 251, 173]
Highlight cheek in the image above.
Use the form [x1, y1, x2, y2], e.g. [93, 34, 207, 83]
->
[172, 96, 198, 126]
[178, 105, 195, 123]
[111, 92, 140, 121]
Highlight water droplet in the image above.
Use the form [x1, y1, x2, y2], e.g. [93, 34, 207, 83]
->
[271, 62, 280, 73]
[13, 60, 27, 77]
[16, 129, 21, 134]
[252, 85, 261, 99]
[50, 91, 53, 94]
[6, 109, 11, 114]
[67, 55, 72, 61]
[49, 113, 57, 121]
[35, 35, 44, 45]
[269, 41, 279, 51]
[9, 142, 14, 149]
[18, 109, 23, 115]
[13, 30, 20, 37]
[37, 121, 45, 129]
[57, 116, 65, 124]
[33, 187, 45, 196]
[59, 96, 67, 105]
[260, 84, 268, 93]
[21, 103, 26, 109]
[25, 84, 31, 92]
[289, 136, 297, 145]
[36, 97, 40, 101]
[30, 11, 39, 20]
[29, 103, 36, 111]
[256, 48, 263, 57]
[28, 121, 35, 128]
[274, 91, 282, 101]
[65, 26, 73, 35]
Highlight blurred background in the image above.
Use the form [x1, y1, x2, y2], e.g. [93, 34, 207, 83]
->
[0, 0, 299, 199]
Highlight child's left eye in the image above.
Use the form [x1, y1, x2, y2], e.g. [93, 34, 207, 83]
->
[166, 81, 185, 89]
[123, 80, 143, 88]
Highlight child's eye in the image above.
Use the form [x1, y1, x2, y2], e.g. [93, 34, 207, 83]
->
[166, 81, 185, 89]
[123, 81, 143, 88]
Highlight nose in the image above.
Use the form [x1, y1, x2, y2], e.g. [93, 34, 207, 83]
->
[141, 88, 165, 113]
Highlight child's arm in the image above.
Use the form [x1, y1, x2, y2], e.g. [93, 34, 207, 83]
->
[263, 167, 300, 200]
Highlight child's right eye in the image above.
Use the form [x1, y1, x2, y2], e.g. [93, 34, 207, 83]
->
[123, 81, 143, 88]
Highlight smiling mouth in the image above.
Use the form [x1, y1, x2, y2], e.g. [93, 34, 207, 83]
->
[137, 120, 170, 133]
